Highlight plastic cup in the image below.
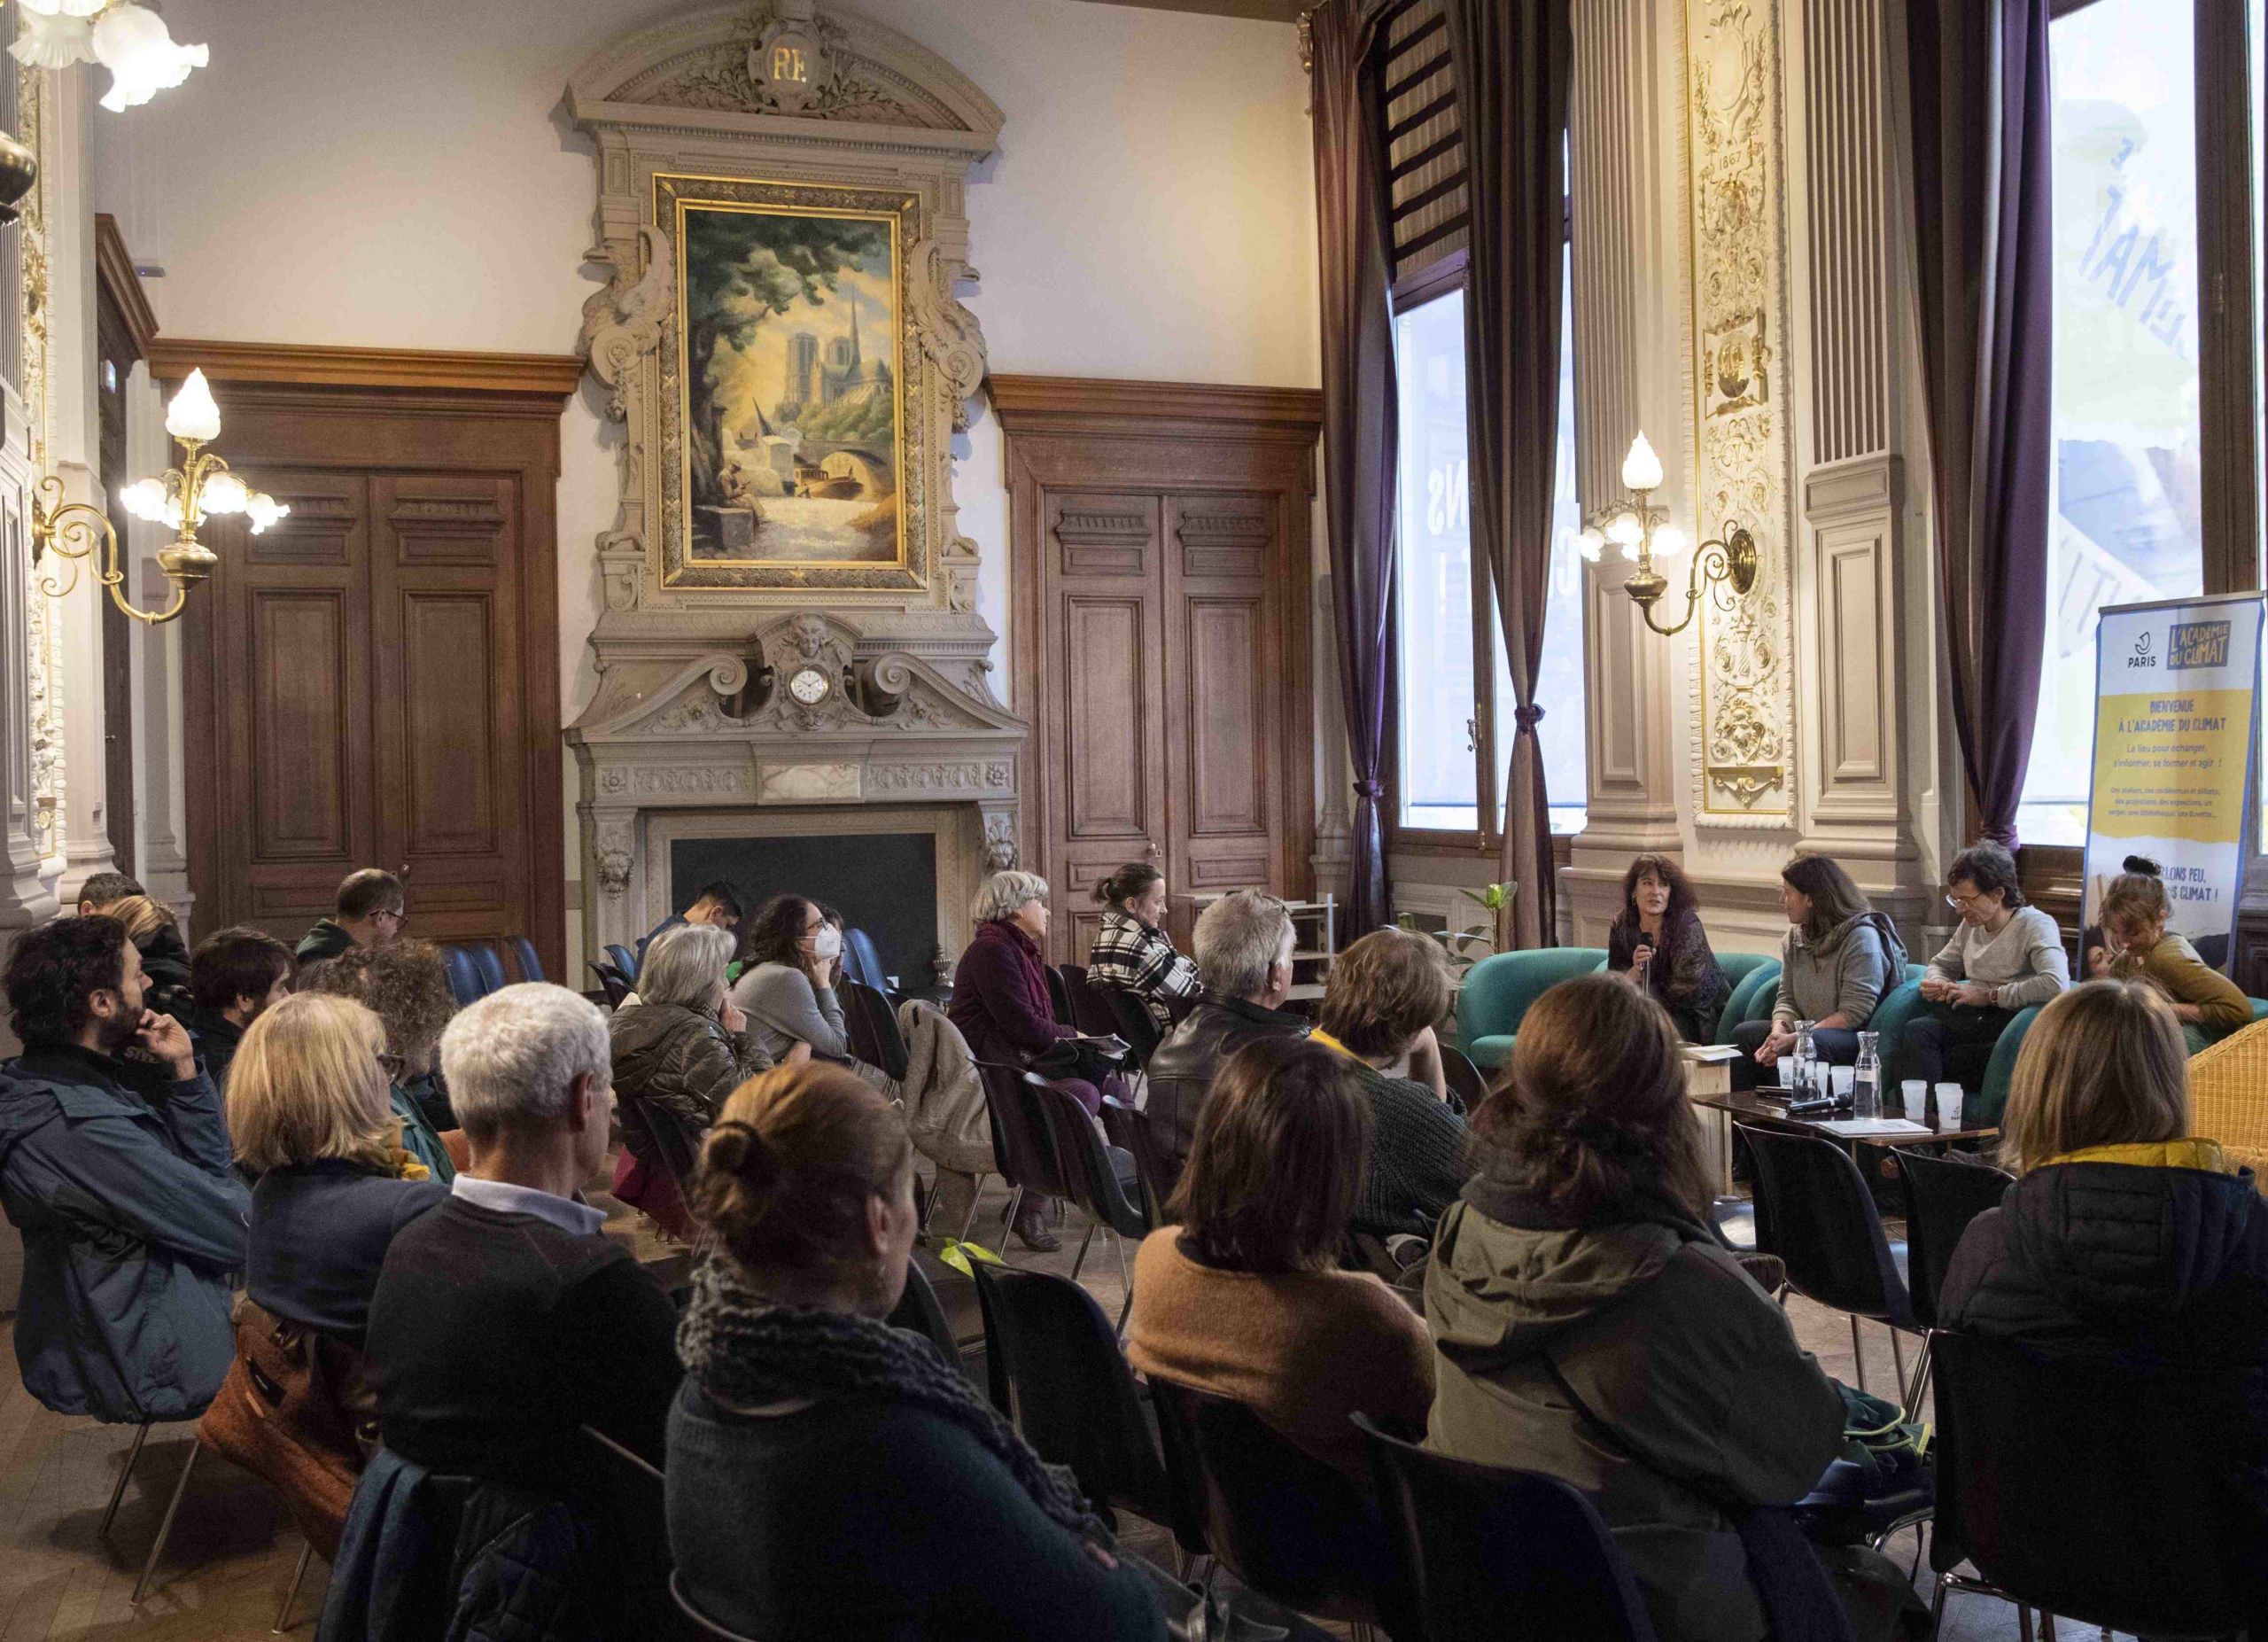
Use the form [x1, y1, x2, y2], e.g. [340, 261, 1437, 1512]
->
[1934, 1083, 1963, 1131]
[1901, 1080, 1928, 1121]
[1830, 1065, 1855, 1099]
[1776, 1058, 1797, 1090]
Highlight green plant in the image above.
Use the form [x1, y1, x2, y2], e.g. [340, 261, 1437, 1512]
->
[1398, 879, 1516, 981]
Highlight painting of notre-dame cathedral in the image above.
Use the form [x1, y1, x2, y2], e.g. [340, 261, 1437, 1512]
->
[678, 199, 903, 566]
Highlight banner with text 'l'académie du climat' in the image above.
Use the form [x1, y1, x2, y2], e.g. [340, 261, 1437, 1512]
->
[2083, 593, 2265, 971]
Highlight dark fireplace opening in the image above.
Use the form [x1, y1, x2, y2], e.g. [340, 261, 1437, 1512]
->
[671, 833, 940, 995]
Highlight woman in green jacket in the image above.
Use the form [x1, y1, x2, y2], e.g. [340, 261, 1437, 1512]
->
[1425, 973, 1853, 1642]
[2100, 856, 2253, 1053]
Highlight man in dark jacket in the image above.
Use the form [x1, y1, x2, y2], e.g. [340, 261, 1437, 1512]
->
[1145, 890, 1309, 1186]
[184, 924, 295, 1087]
[0, 917, 249, 1422]
[298, 868, 407, 966]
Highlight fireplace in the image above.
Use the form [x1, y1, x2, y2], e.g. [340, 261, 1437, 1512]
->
[567, 611, 1027, 972]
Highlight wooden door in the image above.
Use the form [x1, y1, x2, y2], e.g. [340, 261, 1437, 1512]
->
[173, 344, 577, 975]
[999, 377, 1322, 967]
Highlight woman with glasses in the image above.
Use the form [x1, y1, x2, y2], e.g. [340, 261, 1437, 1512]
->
[301, 940, 465, 1181]
[1900, 841, 2069, 1122]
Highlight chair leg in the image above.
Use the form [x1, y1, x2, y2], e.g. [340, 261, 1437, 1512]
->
[1110, 1226, 1130, 1303]
[1930, 1574, 1950, 1637]
[1115, 1286, 1134, 1342]
[98, 1421, 152, 1540]
[1888, 1326, 1908, 1410]
[992, 1184, 1025, 1258]
[1906, 1335, 1936, 1415]
[131, 1434, 201, 1606]
[1849, 1313, 1868, 1393]
[273, 1540, 313, 1633]
[2017, 1604, 2034, 1642]
[2039, 1613, 2056, 1641]
[1068, 1220, 1098, 1283]
[955, 1173, 988, 1245]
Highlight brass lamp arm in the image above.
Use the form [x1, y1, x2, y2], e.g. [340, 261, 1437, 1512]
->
[30, 478, 191, 626]
[1630, 521, 1759, 638]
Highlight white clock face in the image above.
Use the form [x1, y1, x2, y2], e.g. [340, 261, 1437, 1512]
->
[788, 666, 830, 704]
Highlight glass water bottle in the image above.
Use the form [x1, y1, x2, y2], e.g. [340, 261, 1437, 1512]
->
[1852, 1031, 1882, 1120]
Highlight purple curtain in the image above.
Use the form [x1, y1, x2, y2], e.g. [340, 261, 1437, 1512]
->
[1444, 0, 1571, 949]
[1907, 0, 2054, 848]
[1312, 0, 1399, 937]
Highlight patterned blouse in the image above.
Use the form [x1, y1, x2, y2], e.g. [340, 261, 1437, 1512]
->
[1085, 908, 1203, 1034]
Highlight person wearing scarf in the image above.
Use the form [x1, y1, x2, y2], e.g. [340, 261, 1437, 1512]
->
[667, 1062, 1165, 1642]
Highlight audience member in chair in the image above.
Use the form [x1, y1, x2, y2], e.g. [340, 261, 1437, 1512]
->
[0, 917, 249, 1423]
[1084, 861, 1201, 1036]
[1606, 853, 1729, 1043]
[231, 992, 448, 1351]
[612, 921, 793, 1241]
[1425, 974, 1857, 1642]
[302, 940, 463, 1181]
[184, 924, 295, 1087]
[1127, 1037, 1432, 1485]
[72, 868, 144, 918]
[2100, 856, 2252, 1052]
[1146, 889, 1309, 1184]
[669, 1062, 1166, 1642]
[296, 868, 407, 966]
[1731, 855, 1908, 1091]
[636, 876, 745, 966]
[1903, 841, 2068, 1096]
[732, 894, 900, 1096]
[951, 870, 1126, 1252]
[364, 983, 682, 1482]
[1942, 978, 2268, 1400]
[1309, 926, 1465, 1241]
[96, 894, 197, 1024]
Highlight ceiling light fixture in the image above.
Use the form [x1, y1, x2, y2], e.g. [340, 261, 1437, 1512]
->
[8, 1, 208, 111]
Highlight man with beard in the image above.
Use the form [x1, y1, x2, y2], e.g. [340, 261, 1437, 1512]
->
[0, 917, 248, 1423]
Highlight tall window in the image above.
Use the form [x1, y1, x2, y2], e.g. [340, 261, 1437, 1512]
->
[2021, 0, 2206, 844]
[1390, 257, 1587, 842]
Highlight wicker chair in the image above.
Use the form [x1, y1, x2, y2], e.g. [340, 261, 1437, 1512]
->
[2189, 1016, 2268, 1189]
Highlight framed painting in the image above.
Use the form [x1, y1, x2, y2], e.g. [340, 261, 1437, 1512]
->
[656, 173, 928, 592]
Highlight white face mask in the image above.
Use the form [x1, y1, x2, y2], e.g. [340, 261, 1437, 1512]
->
[811, 924, 843, 961]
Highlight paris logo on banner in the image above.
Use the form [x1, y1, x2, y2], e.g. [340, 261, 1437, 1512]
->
[2083, 592, 2266, 972]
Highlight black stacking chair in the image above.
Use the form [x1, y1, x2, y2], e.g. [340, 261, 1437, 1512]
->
[672, 1572, 761, 1642]
[578, 1427, 697, 1641]
[440, 945, 483, 1007]
[1042, 961, 1075, 1026]
[842, 977, 910, 1082]
[1094, 982, 1164, 1066]
[1930, 1328, 2264, 1639]
[466, 942, 509, 997]
[1354, 1413, 1659, 1642]
[507, 935, 545, 984]
[1162, 990, 1200, 1026]
[605, 942, 640, 982]
[1439, 1044, 1488, 1112]
[1027, 1078, 1147, 1311]
[975, 1061, 1074, 1255]
[970, 1264, 1194, 1561]
[885, 1259, 966, 1381]
[1055, 963, 1122, 1038]
[1099, 1096, 1176, 1226]
[1738, 1124, 1922, 1406]
[1148, 1380, 1399, 1639]
[1893, 1148, 2012, 1405]
[588, 960, 630, 1008]
[842, 926, 889, 992]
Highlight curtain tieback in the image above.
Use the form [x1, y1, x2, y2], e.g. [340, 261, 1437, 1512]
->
[1513, 704, 1546, 729]
[1353, 780, 1385, 798]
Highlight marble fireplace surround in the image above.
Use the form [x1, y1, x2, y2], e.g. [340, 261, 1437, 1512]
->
[566, 610, 1025, 961]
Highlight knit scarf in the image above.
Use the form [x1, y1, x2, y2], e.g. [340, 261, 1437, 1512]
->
[676, 1256, 1111, 1543]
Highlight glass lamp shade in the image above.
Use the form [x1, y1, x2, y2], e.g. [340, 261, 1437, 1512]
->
[198, 471, 249, 514]
[1575, 526, 1607, 563]
[1651, 525, 1689, 559]
[91, 4, 208, 113]
[165, 370, 221, 442]
[18, 0, 109, 17]
[245, 493, 290, 534]
[118, 477, 168, 520]
[1620, 432, 1665, 493]
[1605, 510, 1644, 548]
[7, 10, 96, 69]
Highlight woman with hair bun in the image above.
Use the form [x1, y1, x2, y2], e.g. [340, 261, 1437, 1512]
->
[668, 1063, 1166, 1642]
[1084, 862, 1201, 1035]
[2101, 855, 2253, 1051]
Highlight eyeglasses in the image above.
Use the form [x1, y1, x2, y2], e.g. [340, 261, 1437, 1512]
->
[377, 1052, 406, 1080]
[1945, 890, 1992, 911]
[374, 907, 407, 929]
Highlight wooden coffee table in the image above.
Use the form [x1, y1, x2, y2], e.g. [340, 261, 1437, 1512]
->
[1684, 1058, 1998, 1197]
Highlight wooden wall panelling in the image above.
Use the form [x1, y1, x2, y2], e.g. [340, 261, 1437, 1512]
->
[169, 344, 575, 977]
[995, 375, 1321, 965]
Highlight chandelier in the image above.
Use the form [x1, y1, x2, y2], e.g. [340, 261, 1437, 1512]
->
[8, 1, 208, 111]
[32, 369, 286, 625]
[1576, 432, 1757, 638]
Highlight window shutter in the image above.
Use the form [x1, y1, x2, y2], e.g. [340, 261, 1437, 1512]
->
[1377, 0, 1468, 282]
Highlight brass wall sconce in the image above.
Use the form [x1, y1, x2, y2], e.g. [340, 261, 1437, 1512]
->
[31, 369, 286, 626]
[1576, 432, 1757, 638]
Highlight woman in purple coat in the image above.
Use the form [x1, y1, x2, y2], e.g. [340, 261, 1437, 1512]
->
[949, 870, 1102, 1252]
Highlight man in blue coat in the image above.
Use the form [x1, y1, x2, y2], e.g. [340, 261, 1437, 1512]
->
[0, 915, 249, 1423]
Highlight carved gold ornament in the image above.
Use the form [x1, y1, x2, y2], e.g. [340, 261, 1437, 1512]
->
[1576, 432, 1758, 638]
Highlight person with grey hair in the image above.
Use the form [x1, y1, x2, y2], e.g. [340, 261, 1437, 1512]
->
[609, 922, 796, 1241]
[1143, 890, 1309, 1185]
[364, 982, 683, 1489]
[948, 870, 1094, 1251]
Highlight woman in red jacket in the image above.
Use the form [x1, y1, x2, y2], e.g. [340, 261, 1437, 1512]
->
[948, 870, 1102, 1252]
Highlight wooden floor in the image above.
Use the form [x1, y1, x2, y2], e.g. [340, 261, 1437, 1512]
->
[0, 1183, 2108, 1640]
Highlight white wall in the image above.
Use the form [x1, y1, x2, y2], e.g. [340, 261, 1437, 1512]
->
[92, 0, 1321, 950]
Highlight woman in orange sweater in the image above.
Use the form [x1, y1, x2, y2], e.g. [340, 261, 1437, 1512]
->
[1124, 1036, 1434, 1484]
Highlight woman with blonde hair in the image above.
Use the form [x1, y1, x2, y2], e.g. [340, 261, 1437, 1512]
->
[2097, 856, 2253, 1052]
[1425, 973, 1855, 1642]
[1944, 980, 2268, 1362]
[667, 1063, 1165, 1642]
[97, 892, 195, 1023]
[229, 992, 447, 1350]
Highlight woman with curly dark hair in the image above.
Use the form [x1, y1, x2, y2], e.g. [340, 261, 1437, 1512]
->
[1605, 853, 1729, 1042]
[729, 894, 899, 1095]
[299, 940, 462, 1180]
[1425, 974, 1870, 1642]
